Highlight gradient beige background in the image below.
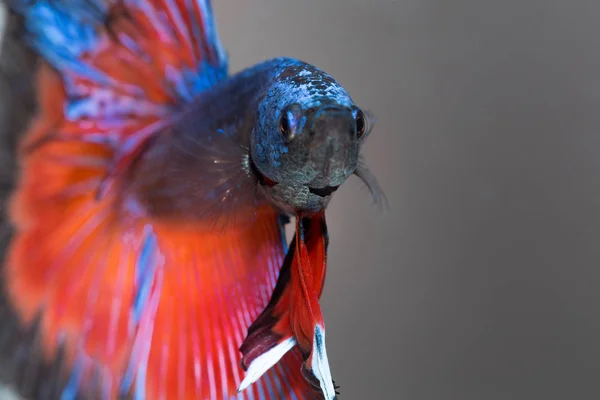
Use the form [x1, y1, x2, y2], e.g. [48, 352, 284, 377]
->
[3, 1, 600, 399]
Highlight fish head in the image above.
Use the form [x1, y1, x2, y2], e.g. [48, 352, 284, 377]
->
[250, 62, 374, 213]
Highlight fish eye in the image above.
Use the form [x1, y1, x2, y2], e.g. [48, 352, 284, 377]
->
[356, 110, 366, 138]
[279, 113, 292, 138]
[279, 103, 302, 140]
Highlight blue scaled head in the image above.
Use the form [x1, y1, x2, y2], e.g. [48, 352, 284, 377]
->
[250, 60, 375, 213]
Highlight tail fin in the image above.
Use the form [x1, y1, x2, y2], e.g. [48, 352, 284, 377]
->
[2, 2, 325, 399]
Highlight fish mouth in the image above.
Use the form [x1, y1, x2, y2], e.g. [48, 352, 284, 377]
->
[308, 185, 340, 197]
[249, 156, 339, 197]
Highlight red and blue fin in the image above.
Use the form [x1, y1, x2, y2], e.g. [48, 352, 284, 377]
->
[12, 0, 229, 198]
[2, 1, 326, 399]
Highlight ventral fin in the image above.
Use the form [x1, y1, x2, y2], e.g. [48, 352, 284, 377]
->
[239, 213, 337, 399]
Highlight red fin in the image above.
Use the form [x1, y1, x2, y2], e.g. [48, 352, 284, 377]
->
[7, 136, 138, 396]
[239, 213, 337, 399]
[6, 133, 322, 398]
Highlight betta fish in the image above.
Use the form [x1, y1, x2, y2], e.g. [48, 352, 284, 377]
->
[0, 1, 383, 399]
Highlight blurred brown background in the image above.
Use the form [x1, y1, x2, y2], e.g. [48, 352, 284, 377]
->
[3, 0, 600, 399]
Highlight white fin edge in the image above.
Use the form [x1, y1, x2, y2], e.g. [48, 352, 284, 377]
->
[237, 336, 297, 393]
[312, 324, 336, 400]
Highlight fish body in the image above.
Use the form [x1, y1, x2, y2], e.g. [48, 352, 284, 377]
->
[0, 1, 381, 399]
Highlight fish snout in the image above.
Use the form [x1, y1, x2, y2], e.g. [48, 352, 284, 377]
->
[301, 105, 359, 190]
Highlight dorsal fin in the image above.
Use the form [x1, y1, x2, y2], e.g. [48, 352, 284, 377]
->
[14, 0, 229, 190]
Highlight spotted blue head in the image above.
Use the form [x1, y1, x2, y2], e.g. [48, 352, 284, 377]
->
[250, 61, 378, 213]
